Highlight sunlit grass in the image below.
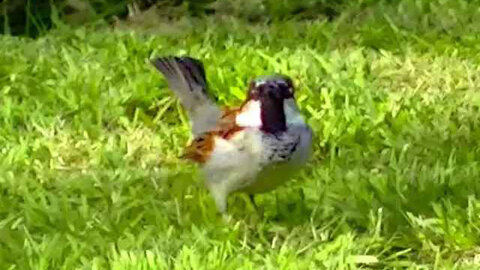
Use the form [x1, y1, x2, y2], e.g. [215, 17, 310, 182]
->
[1, 0, 480, 269]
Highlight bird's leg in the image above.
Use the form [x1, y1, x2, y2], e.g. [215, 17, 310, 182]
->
[249, 194, 258, 211]
[248, 194, 265, 219]
[210, 189, 227, 213]
[207, 184, 233, 222]
[215, 194, 233, 223]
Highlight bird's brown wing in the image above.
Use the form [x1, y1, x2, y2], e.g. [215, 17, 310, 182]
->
[182, 133, 216, 163]
[181, 106, 245, 163]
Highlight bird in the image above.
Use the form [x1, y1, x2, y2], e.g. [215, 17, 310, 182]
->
[151, 56, 313, 215]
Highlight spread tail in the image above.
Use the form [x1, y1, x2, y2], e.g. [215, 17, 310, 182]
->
[151, 56, 221, 135]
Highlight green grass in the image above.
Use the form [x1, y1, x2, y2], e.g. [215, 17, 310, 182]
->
[2, 0, 480, 269]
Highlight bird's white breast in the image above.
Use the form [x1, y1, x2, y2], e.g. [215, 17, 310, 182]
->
[203, 97, 312, 195]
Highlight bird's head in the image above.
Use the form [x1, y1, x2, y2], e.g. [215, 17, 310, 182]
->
[247, 74, 295, 102]
[236, 74, 303, 134]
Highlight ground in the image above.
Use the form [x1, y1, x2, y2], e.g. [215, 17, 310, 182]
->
[1, 0, 480, 269]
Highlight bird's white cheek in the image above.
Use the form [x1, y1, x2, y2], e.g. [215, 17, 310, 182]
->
[284, 98, 305, 126]
[236, 100, 262, 127]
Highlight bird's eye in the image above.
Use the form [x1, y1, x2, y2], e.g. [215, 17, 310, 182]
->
[279, 83, 293, 98]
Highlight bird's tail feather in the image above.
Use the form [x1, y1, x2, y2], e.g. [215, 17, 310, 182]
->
[151, 56, 221, 135]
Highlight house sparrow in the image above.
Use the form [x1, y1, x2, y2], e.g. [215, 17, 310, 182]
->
[151, 56, 313, 214]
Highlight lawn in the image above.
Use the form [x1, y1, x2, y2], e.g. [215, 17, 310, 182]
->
[1, 0, 480, 269]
